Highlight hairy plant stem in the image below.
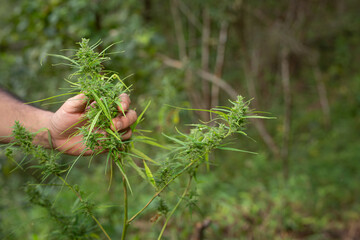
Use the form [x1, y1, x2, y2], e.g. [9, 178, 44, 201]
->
[157, 176, 192, 240]
[121, 175, 128, 240]
[128, 161, 195, 224]
[57, 175, 111, 240]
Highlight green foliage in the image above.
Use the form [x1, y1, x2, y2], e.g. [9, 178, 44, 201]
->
[1, 0, 360, 239]
[1, 39, 255, 239]
[6, 121, 62, 180]
[25, 185, 97, 240]
[51, 39, 132, 154]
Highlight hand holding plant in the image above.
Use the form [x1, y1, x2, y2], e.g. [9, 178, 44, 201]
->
[2, 38, 262, 239]
[48, 93, 137, 155]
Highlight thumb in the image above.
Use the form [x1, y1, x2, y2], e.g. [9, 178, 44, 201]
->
[61, 94, 88, 114]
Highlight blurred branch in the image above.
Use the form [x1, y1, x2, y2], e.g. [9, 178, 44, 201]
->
[314, 66, 331, 127]
[171, 0, 205, 111]
[280, 48, 291, 179]
[243, 4, 312, 56]
[186, 18, 205, 109]
[212, 21, 229, 108]
[170, 0, 187, 60]
[186, 68, 206, 110]
[235, 4, 281, 158]
[191, 219, 212, 240]
[244, 50, 281, 159]
[159, 54, 238, 99]
[201, 8, 211, 113]
[178, 0, 201, 32]
[142, 0, 152, 21]
[188, 17, 197, 59]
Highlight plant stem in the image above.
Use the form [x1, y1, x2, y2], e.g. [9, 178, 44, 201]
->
[121, 176, 128, 240]
[91, 215, 112, 240]
[57, 175, 112, 240]
[127, 161, 195, 224]
[157, 176, 192, 240]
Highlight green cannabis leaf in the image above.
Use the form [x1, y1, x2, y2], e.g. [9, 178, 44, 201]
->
[3, 39, 261, 240]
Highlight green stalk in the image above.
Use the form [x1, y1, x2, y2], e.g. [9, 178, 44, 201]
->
[157, 177, 192, 240]
[121, 175, 129, 240]
[91, 216, 112, 240]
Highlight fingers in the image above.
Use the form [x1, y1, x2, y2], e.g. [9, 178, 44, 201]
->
[118, 93, 131, 113]
[113, 94, 136, 140]
[111, 110, 137, 132]
[62, 94, 88, 114]
[64, 93, 130, 115]
[120, 128, 132, 140]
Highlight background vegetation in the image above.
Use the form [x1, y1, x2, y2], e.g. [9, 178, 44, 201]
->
[0, 0, 359, 239]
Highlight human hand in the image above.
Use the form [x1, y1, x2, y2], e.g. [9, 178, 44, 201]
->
[48, 93, 137, 155]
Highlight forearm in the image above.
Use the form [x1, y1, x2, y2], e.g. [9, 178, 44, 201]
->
[0, 89, 53, 147]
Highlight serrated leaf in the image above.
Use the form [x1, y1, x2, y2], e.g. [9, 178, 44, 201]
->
[143, 160, 157, 189]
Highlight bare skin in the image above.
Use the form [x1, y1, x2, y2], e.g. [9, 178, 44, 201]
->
[0, 89, 137, 155]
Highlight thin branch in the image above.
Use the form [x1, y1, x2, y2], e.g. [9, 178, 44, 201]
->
[159, 54, 238, 99]
[186, 69, 206, 110]
[188, 16, 197, 59]
[201, 8, 211, 114]
[235, 7, 282, 158]
[121, 176, 128, 240]
[187, 21, 205, 111]
[244, 50, 281, 158]
[170, 0, 187, 60]
[157, 177, 192, 239]
[178, 0, 202, 31]
[212, 21, 229, 108]
[243, 4, 312, 56]
[214, 22, 228, 77]
[171, 0, 204, 113]
[280, 48, 291, 179]
[196, 70, 238, 99]
[191, 219, 212, 240]
[314, 66, 331, 127]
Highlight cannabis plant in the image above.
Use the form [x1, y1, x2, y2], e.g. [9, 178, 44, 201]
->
[3, 39, 261, 239]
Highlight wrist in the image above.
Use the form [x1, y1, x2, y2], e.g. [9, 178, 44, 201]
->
[31, 109, 55, 149]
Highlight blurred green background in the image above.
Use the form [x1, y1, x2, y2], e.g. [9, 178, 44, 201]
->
[1, 0, 360, 239]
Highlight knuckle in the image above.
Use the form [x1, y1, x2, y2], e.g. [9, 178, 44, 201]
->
[128, 110, 137, 118]
[121, 129, 132, 139]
